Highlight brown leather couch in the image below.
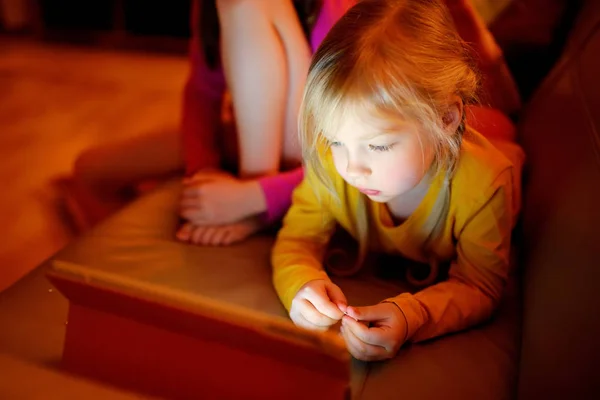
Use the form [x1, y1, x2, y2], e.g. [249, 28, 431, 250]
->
[516, 0, 600, 397]
[1, 0, 598, 398]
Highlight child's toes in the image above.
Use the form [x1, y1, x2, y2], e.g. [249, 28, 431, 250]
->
[189, 226, 207, 244]
[203, 227, 223, 245]
[176, 222, 193, 241]
[210, 227, 230, 246]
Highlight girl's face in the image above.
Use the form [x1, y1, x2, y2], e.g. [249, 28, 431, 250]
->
[328, 111, 435, 203]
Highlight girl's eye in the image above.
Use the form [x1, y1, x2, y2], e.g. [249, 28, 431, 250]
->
[369, 143, 395, 152]
[329, 141, 342, 147]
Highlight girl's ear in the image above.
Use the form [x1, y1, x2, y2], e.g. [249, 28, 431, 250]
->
[441, 96, 464, 134]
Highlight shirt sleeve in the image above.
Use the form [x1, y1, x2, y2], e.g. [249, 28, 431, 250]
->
[386, 168, 515, 343]
[258, 167, 305, 224]
[310, 0, 357, 52]
[271, 169, 337, 311]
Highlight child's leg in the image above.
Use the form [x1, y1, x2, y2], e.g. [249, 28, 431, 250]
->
[445, 0, 522, 116]
[216, 0, 311, 177]
[273, 3, 312, 168]
[69, 130, 184, 228]
[175, 0, 311, 246]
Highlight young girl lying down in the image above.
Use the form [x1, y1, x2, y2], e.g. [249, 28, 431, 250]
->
[271, 0, 524, 361]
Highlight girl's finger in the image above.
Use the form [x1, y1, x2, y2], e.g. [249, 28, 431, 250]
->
[341, 324, 388, 362]
[342, 315, 389, 348]
[299, 299, 339, 328]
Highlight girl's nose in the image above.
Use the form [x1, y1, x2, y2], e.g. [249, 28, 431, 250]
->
[346, 158, 371, 178]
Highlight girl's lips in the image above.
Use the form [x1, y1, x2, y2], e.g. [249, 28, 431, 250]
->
[358, 188, 381, 196]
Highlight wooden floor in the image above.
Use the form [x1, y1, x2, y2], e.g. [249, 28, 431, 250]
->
[0, 37, 188, 292]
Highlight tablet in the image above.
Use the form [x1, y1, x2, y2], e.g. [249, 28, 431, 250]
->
[47, 260, 350, 400]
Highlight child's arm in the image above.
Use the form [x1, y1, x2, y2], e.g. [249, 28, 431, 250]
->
[271, 169, 337, 312]
[386, 168, 516, 343]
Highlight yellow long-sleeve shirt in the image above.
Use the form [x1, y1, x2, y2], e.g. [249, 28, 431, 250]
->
[272, 129, 525, 343]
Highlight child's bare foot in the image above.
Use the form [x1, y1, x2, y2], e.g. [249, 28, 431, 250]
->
[175, 217, 264, 246]
[179, 176, 267, 226]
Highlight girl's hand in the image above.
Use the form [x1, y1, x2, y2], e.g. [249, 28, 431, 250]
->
[179, 172, 265, 225]
[341, 303, 407, 361]
[179, 170, 233, 223]
[290, 280, 347, 331]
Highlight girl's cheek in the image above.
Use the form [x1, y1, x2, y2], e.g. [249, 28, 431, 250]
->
[332, 152, 346, 175]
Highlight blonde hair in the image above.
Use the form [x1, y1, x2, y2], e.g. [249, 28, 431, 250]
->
[299, 0, 479, 280]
